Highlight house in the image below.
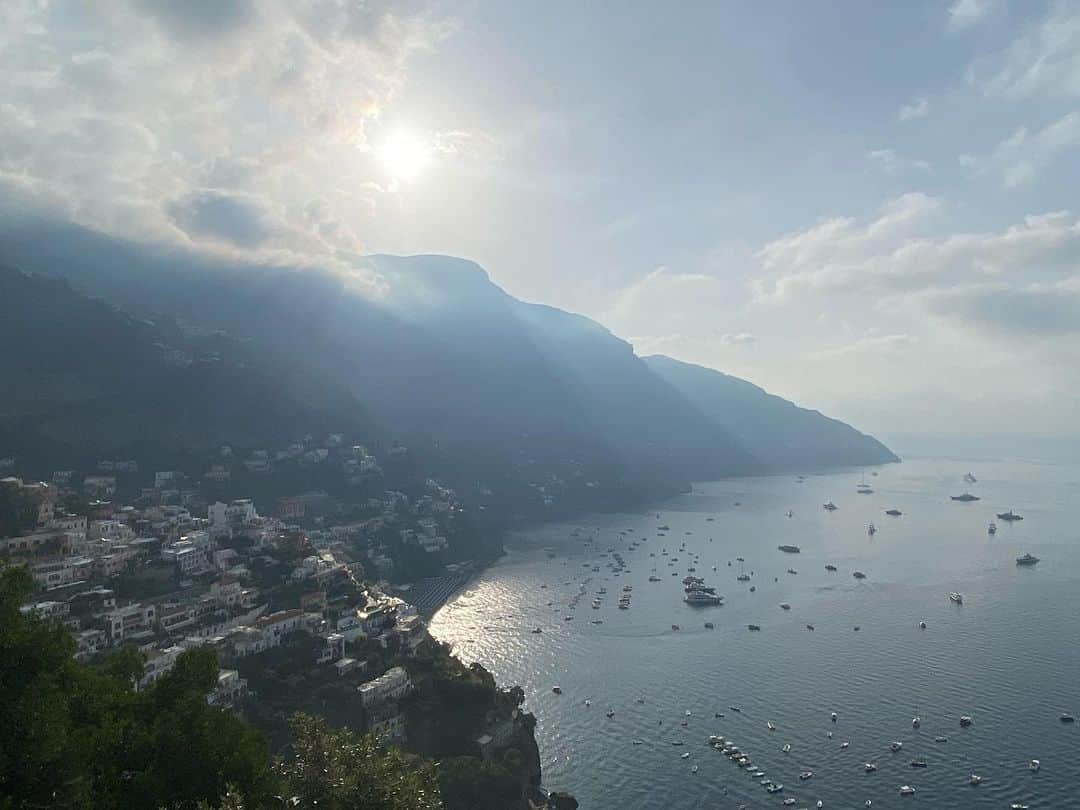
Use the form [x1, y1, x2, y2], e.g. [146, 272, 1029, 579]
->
[333, 657, 363, 677]
[206, 669, 248, 707]
[82, 475, 116, 498]
[103, 602, 156, 643]
[357, 666, 412, 708]
[19, 600, 70, 620]
[30, 556, 94, 589]
[368, 706, 407, 744]
[137, 645, 184, 691]
[316, 632, 346, 664]
[72, 628, 107, 662]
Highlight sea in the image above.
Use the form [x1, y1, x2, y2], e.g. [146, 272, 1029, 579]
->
[429, 456, 1080, 809]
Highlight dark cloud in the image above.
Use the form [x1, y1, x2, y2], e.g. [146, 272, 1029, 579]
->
[168, 190, 276, 248]
[135, 0, 256, 40]
[927, 283, 1080, 335]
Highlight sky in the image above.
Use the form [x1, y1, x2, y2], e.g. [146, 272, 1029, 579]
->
[2, 0, 1079, 440]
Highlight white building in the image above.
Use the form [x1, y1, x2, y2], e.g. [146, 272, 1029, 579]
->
[207, 669, 248, 707]
[136, 645, 184, 691]
[357, 666, 412, 708]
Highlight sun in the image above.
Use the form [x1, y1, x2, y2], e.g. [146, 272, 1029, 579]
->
[376, 131, 432, 182]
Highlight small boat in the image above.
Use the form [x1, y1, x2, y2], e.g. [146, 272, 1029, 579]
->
[552, 686, 562, 694]
[825, 564, 838, 572]
[1061, 713, 1075, 723]
[891, 741, 903, 752]
[867, 523, 876, 535]
[1016, 553, 1040, 566]
[865, 762, 877, 772]
[912, 716, 921, 728]
[841, 741, 849, 749]
[959, 715, 973, 727]
[969, 774, 981, 785]
[782, 743, 791, 753]
[1010, 804, 1030, 810]
[671, 624, 680, 631]
[823, 502, 838, 511]
[747, 624, 761, 631]
[997, 510, 1024, 522]
[910, 760, 927, 768]
[787, 568, 798, 575]
[606, 709, 615, 718]
[690, 764, 698, 773]
[1029, 759, 1040, 771]
[935, 736, 948, 743]
[785, 510, 793, 518]
[831, 712, 838, 722]
[729, 705, 741, 712]
[780, 603, 791, 611]
[853, 571, 867, 579]
[799, 771, 814, 780]
[632, 739, 644, 745]
[766, 783, 784, 793]
[778, 544, 801, 553]
[964, 472, 977, 484]
[767, 721, 776, 730]
[531, 627, 543, 634]
[885, 509, 902, 516]
[704, 621, 714, 629]
[951, 493, 980, 502]
[680, 751, 690, 759]
[899, 785, 916, 796]
[919, 621, 927, 629]
[988, 522, 997, 535]
[806, 624, 815, 631]
[853, 625, 861, 631]
[737, 574, 751, 582]
[949, 592, 963, 605]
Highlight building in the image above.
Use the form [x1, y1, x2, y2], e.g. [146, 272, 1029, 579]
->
[316, 632, 346, 664]
[72, 628, 107, 662]
[357, 666, 412, 708]
[368, 706, 407, 743]
[137, 645, 184, 691]
[206, 669, 248, 707]
[30, 556, 94, 589]
[103, 602, 157, 643]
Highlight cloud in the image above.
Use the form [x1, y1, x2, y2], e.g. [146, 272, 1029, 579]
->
[897, 96, 930, 122]
[867, 149, 932, 174]
[948, 0, 992, 30]
[967, 112, 1080, 188]
[719, 332, 756, 346]
[813, 333, 917, 359]
[0, 0, 455, 258]
[970, 3, 1080, 98]
[921, 278, 1080, 336]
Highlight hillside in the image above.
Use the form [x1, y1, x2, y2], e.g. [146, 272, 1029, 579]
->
[644, 354, 899, 471]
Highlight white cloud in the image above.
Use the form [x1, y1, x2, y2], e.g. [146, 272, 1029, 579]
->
[813, 333, 917, 359]
[897, 96, 930, 122]
[0, 0, 457, 258]
[719, 332, 756, 346]
[986, 112, 1080, 188]
[867, 149, 932, 174]
[970, 3, 1080, 98]
[948, 0, 992, 30]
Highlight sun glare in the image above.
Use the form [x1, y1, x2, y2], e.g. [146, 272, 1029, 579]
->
[376, 131, 432, 182]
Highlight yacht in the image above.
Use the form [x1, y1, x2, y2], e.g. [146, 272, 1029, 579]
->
[864, 762, 877, 772]
[988, 522, 997, 535]
[899, 785, 916, 796]
[1016, 553, 1040, 566]
[997, 509, 1024, 522]
[951, 493, 980, 502]
[969, 774, 982, 785]
[800, 771, 814, 780]
[949, 592, 963, 605]
[778, 544, 801, 553]
[823, 502, 839, 511]
[684, 591, 723, 605]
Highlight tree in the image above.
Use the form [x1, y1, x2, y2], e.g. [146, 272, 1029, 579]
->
[276, 714, 441, 810]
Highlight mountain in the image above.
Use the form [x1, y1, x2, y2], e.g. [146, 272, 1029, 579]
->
[0, 218, 895, 504]
[0, 266, 370, 471]
[643, 354, 899, 471]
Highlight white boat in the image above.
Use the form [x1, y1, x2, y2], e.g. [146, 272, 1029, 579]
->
[912, 716, 921, 728]
[552, 685, 562, 694]
[969, 774, 981, 785]
[949, 592, 963, 605]
[959, 715, 973, 727]
[800, 771, 814, 780]
[680, 752, 690, 759]
[691, 764, 698, 773]
[767, 721, 776, 730]
[865, 762, 877, 772]
[841, 742, 849, 749]
[1029, 759, 1040, 771]
[899, 785, 915, 796]
[891, 741, 903, 752]
[831, 712, 838, 722]
[782, 743, 791, 753]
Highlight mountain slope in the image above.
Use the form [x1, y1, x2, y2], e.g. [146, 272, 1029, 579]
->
[643, 354, 899, 471]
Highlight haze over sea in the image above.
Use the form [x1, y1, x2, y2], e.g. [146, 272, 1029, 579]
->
[430, 455, 1080, 809]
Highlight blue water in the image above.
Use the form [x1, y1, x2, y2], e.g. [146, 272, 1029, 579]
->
[429, 457, 1080, 809]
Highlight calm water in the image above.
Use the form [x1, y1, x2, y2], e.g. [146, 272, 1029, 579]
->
[429, 457, 1080, 809]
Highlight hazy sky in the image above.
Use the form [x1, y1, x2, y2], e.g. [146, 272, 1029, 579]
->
[3, 0, 1080, 438]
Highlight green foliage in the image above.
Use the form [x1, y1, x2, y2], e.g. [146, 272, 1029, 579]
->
[436, 755, 521, 810]
[276, 714, 441, 810]
[0, 485, 37, 539]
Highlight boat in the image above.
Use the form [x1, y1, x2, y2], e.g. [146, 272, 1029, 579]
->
[671, 624, 680, 631]
[531, 627, 543, 634]
[1062, 713, 1076, 723]
[552, 686, 562, 694]
[867, 523, 876, 535]
[831, 712, 838, 722]
[690, 764, 698, 773]
[853, 571, 867, 579]
[799, 771, 814, 780]
[606, 709, 615, 718]
[951, 493, 980, 502]
[885, 509, 902, 516]
[841, 741, 849, 749]
[778, 544, 801, 553]
[785, 510, 793, 518]
[825, 564, 838, 572]
[949, 592, 963, 605]
[919, 621, 927, 629]
[823, 502, 838, 511]
[912, 716, 921, 728]
[648, 575, 662, 582]
[806, 624, 815, 631]
[988, 522, 997, 535]
[729, 706, 742, 712]
[910, 760, 927, 768]
[680, 752, 690, 759]
[747, 624, 761, 631]
[737, 574, 751, 582]
[787, 568, 798, 575]
[1010, 804, 1030, 810]
[899, 785, 916, 796]
[779, 603, 791, 611]
[997, 510, 1024, 522]
[959, 715, 973, 727]
[766, 784, 784, 793]
[1029, 759, 1040, 771]
[767, 721, 776, 731]
[704, 621, 714, 629]
[782, 743, 791, 753]
[865, 762, 877, 772]
[632, 739, 644, 745]
[935, 736, 948, 743]
[964, 472, 977, 484]
[1016, 553, 1040, 566]
[857, 487, 873, 495]
[684, 591, 723, 606]
[969, 774, 981, 785]
[890, 741, 903, 752]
